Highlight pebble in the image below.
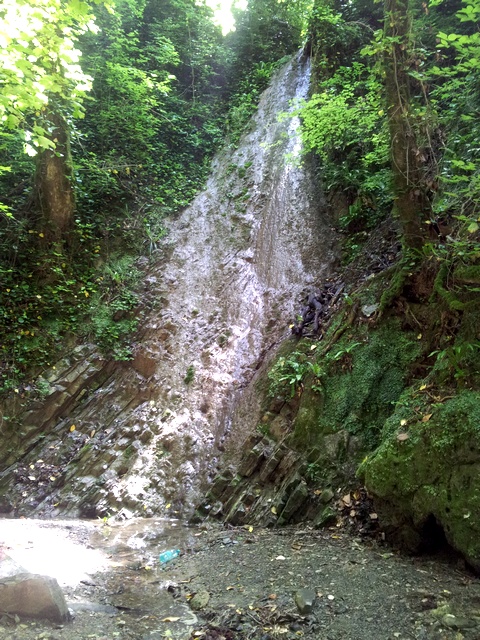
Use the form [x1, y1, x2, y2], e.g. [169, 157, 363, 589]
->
[442, 614, 477, 630]
[294, 588, 316, 614]
[189, 591, 210, 611]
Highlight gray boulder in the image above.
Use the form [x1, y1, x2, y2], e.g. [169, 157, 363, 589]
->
[0, 573, 70, 622]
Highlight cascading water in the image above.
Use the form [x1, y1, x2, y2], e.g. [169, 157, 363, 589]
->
[0, 52, 338, 518]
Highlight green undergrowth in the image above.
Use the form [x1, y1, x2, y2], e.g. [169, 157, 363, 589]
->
[225, 58, 290, 146]
[289, 319, 423, 453]
[0, 236, 144, 394]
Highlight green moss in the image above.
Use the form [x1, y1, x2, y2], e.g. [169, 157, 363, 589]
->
[380, 257, 416, 311]
[292, 319, 420, 450]
[433, 263, 465, 310]
[362, 391, 480, 567]
[453, 264, 480, 285]
[292, 385, 325, 449]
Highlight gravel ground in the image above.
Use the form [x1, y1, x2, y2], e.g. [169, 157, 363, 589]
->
[0, 519, 479, 640]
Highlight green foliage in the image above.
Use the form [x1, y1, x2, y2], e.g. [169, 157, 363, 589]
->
[428, 0, 480, 236]
[78, 0, 226, 214]
[305, 461, 322, 482]
[268, 351, 309, 399]
[84, 255, 140, 361]
[184, 364, 195, 384]
[430, 341, 480, 386]
[224, 0, 305, 145]
[226, 60, 281, 145]
[300, 61, 392, 260]
[316, 322, 421, 447]
[227, 0, 304, 84]
[0, 0, 228, 388]
[301, 63, 389, 187]
[0, 0, 101, 154]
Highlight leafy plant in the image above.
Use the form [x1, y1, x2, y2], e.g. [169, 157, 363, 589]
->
[268, 352, 309, 399]
[299, 60, 392, 262]
[184, 365, 195, 385]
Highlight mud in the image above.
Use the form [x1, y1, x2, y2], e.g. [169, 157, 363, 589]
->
[1, 518, 479, 640]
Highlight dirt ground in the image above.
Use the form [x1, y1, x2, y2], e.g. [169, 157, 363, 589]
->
[1, 517, 480, 640]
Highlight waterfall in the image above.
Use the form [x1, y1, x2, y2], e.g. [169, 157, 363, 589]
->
[0, 52, 338, 519]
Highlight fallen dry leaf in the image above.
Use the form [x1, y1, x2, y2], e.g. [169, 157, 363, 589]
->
[161, 616, 180, 622]
[422, 413, 433, 422]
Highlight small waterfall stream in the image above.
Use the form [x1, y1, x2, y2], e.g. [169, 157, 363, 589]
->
[0, 52, 337, 519]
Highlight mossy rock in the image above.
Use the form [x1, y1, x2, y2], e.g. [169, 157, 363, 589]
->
[361, 390, 480, 569]
[292, 319, 422, 451]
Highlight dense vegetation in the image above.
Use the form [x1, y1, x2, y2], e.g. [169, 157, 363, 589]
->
[0, 0, 298, 391]
[1, 0, 479, 398]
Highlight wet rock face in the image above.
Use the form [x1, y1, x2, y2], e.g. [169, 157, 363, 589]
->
[0, 52, 338, 519]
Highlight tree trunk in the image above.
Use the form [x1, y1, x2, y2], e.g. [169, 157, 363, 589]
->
[384, 0, 430, 251]
[35, 111, 75, 242]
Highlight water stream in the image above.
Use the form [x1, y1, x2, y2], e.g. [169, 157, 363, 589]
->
[0, 52, 337, 520]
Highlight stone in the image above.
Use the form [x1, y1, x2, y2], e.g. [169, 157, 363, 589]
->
[278, 481, 309, 524]
[0, 554, 26, 579]
[361, 303, 379, 317]
[132, 352, 157, 378]
[189, 591, 210, 611]
[362, 391, 480, 569]
[294, 588, 316, 615]
[275, 450, 300, 481]
[313, 506, 337, 528]
[319, 487, 335, 504]
[0, 573, 70, 622]
[227, 501, 247, 526]
[323, 430, 349, 461]
[258, 445, 287, 483]
[238, 444, 265, 477]
[209, 473, 234, 500]
[270, 415, 289, 440]
[442, 614, 477, 630]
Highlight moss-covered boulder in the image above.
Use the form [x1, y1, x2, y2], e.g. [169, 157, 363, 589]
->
[361, 390, 480, 569]
[292, 319, 421, 453]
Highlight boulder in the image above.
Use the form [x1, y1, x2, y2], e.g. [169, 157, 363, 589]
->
[0, 573, 70, 622]
[361, 391, 480, 569]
